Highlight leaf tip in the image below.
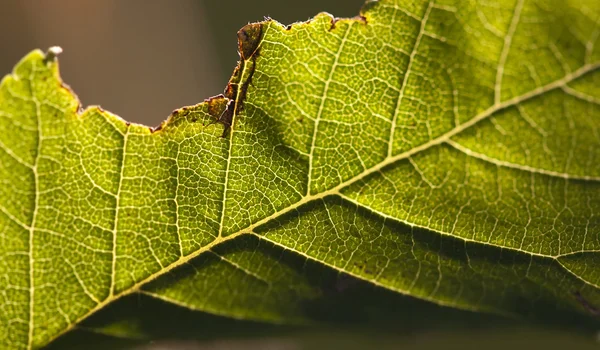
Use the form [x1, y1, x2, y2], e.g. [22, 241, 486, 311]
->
[45, 46, 63, 62]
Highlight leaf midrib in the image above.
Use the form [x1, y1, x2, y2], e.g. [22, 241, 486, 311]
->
[28, 69, 43, 350]
[110, 126, 129, 297]
[48, 60, 599, 346]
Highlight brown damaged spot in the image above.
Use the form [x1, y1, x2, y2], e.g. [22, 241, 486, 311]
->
[329, 14, 368, 31]
[237, 22, 263, 61]
[217, 100, 236, 136]
[205, 94, 229, 117]
[202, 94, 232, 137]
[149, 124, 162, 133]
[211, 21, 265, 137]
[225, 65, 241, 100]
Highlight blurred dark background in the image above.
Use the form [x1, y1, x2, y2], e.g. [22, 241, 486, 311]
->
[0, 0, 363, 126]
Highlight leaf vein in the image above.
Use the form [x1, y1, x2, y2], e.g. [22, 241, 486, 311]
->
[445, 139, 600, 181]
[495, 0, 525, 104]
[388, 0, 435, 158]
[109, 125, 129, 296]
[307, 23, 353, 195]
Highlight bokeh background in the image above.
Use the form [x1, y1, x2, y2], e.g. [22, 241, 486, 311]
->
[2, 1, 600, 349]
[1, 0, 363, 126]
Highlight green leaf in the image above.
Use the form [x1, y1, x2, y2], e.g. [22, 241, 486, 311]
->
[1, 0, 599, 348]
[47, 293, 599, 350]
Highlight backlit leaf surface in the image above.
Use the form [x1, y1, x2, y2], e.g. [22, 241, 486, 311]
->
[1, 0, 599, 348]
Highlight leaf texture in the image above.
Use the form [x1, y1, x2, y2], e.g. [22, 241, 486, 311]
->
[0, 0, 599, 348]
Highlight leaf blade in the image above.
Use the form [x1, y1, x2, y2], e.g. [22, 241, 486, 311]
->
[1, 0, 599, 348]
